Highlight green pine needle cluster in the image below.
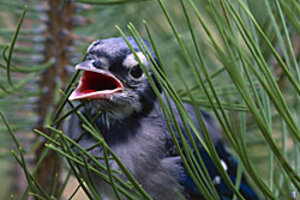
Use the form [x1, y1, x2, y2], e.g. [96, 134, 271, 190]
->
[0, 0, 299, 199]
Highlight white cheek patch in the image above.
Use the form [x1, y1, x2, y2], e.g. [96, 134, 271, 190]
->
[122, 52, 147, 68]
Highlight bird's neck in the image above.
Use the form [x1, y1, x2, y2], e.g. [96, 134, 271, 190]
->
[94, 112, 140, 145]
[96, 99, 159, 145]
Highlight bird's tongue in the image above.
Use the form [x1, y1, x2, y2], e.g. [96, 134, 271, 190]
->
[69, 71, 123, 101]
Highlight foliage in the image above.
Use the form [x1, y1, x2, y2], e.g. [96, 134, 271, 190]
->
[0, 0, 299, 199]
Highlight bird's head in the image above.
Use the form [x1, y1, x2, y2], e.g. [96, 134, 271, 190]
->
[69, 37, 160, 121]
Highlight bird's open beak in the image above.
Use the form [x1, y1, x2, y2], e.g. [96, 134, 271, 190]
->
[69, 61, 123, 101]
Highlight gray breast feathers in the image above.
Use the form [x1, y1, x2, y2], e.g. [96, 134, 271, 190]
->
[66, 104, 185, 200]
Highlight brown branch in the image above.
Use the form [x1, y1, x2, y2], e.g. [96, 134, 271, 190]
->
[35, 0, 75, 197]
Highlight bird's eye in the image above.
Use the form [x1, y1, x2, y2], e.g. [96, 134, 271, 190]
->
[129, 65, 144, 80]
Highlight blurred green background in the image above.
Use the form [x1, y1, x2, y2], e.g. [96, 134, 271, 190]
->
[0, 0, 299, 199]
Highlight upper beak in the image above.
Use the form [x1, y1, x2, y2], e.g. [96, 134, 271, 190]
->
[75, 60, 93, 71]
[74, 60, 101, 72]
[69, 61, 123, 101]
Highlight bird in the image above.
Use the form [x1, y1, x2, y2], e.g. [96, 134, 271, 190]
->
[67, 36, 260, 200]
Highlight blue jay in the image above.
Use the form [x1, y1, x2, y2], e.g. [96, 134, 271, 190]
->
[68, 37, 260, 200]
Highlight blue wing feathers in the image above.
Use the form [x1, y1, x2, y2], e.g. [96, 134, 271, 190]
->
[174, 103, 260, 200]
[178, 141, 260, 200]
